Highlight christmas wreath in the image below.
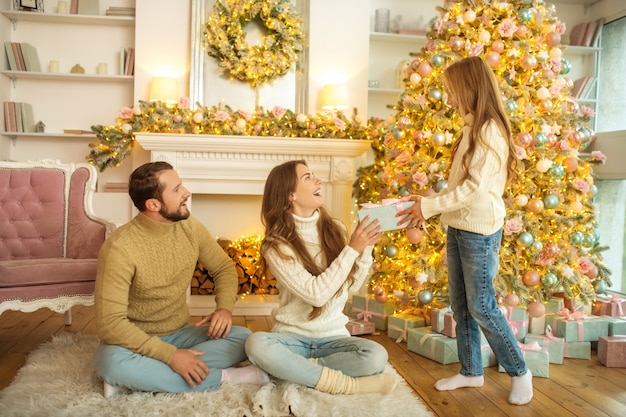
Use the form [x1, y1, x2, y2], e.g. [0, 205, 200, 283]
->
[203, 0, 305, 88]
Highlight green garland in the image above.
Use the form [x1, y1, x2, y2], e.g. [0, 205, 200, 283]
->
[203, 0, 304, 87]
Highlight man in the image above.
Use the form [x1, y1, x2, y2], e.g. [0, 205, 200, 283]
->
[94, 161, 268, 398]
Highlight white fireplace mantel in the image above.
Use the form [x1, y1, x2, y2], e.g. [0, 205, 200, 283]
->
[135, 133, 372, 315]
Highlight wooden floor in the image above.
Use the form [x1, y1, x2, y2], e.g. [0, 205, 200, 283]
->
[1, 305, 625, 417]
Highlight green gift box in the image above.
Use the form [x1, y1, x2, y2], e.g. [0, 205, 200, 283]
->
[351, 294, 395, 330]
[544, 297, 565, 314]
[506, 306, 529, 341]
[499, 341, 549, 378]
[481, 343, 497, 367]
[524, 327, 565, 365]
[357, 200, 415, 232]
[387, 312, 426, 343]
[596, 316, 626, 336]
[564, 341, 591, 359]
[407, 326, 459, 365]
[554, 314, 608, 342]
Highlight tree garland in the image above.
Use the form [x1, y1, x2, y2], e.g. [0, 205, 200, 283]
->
[203, 0, 304, 88]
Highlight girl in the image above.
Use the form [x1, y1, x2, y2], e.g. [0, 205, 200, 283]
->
[399, 56, 533, 405]
[245, 160, 396, 395]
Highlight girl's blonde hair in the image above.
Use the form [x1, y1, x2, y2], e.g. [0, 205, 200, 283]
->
[443, 56, 518, 183]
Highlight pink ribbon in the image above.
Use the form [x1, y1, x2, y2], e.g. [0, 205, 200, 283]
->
[542, 325, 563, 348]
[597, 295, 625, 317]
[518, 341, 543, 355]
[388, 321, 410, 343]
[506, 307, 528, 337]
[558, 308, 588, 341]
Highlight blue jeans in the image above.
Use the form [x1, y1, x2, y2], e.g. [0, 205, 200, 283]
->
[446, 227, 527, 377]
[94, 325, 251, 392]
[245, 331, 388, 387]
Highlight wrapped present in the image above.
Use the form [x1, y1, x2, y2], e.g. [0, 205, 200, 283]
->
[506, 306, 529, 342]
[524, 325, 565, 364]
[597, 336, 626, 368]
[499, 341, 549, 378]
[343, 300, 355, 319]
[346, 319, 376, 336]
[442, 312, 456, 338]
[358, 199, 415, 232]
[387, 311, 426, 343]
[431, 306, 453, 334]
[351, 294, 394, 330]
[481, 343, 497, 367]
[553, 310, 609, 342]
[553, 292, 592, 315]
[592, 294, 626, 318]
[407, 326, 459, 365]
[544, 297, 565, 314]
[601, 316, 626, 336]
[528, 315, 546, 335]
[564, 341, 591, 359]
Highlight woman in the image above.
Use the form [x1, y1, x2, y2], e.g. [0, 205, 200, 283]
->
[399, 56, 533, 405]
[245, 160, 396, 395]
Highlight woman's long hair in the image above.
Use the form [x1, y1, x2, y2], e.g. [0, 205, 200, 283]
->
[443, 56, 518, 183]
[260, 160, 352, 319]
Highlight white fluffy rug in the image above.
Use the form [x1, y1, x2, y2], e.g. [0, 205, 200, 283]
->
[0, 332, 434, 417]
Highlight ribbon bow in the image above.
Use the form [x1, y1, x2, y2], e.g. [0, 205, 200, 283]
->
[518, 341, 543, 353]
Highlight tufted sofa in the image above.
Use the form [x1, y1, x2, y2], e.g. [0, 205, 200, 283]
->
[0, 159, 116, 324]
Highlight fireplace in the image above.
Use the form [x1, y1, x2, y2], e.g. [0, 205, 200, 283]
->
[135, 133, 371, 315]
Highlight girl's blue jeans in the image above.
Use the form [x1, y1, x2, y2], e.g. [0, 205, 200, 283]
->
[93, 324, 251, 392]
[446, 226, 528, 377]
[245, 331, 388, 387]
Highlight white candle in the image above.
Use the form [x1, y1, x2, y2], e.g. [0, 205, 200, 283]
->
[97, 62, 108, 75]
[57, 1, 68, 14]
[48, 60, 59, 73]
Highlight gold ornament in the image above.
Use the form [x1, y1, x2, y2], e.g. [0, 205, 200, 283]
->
[203, 0, 304, 87]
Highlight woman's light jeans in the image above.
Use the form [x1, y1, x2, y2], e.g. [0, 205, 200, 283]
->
[446, 226, 528, 377]
[245, 331, 388, 387]
[94, 324, 251, 392]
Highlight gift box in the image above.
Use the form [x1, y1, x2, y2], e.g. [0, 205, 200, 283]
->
[506, 306, 529, 342]
[442, 312, 456, 338]
[351, 294, 395, 330]
[564, 341, 591, 359]
[544, 297, 565, 314]
[553, 292, 592, 315]
[407, 326, 459, 365]
[346, 319, 376, 336]
[387, 312, 426, 343]
[553, 312, 608, 342]
[524, 326, 565, 364]
[499, 341, 549, 378]
[602, 316, 626, 336]
[592, 294, 626, 318]
[597, 336, 626, 367]
[357, 200, 415, 232]
[528, 315, 546, 335]
[431, 306, 453, 334]
[481, 343, 497, 367]
[343, 300, 355, 319]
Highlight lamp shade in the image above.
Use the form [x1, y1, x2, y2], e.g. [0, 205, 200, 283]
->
[149, 77, 179, 103]
[320, 84, 349, 110]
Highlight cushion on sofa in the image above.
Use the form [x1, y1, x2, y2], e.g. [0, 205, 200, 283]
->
[0, 258, 98, 287]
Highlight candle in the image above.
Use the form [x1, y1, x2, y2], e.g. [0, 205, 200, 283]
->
[57, 1, 68, 14]
[97, 62, 108, 75]
[48, 60, 59, 73]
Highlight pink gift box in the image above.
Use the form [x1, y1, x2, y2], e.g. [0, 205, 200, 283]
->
[597, 336, 626, 368]
[442, 312, 456, 338]
[431, 306, 452, 334]
[593, 295, 626, 318]
[346, 319, 376, 336]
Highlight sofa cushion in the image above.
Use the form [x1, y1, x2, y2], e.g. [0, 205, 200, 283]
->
[0, 258, 98, 287]
[0, 167, 65, 260]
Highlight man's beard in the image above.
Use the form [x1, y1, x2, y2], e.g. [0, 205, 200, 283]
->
[159, 203, 190, 222]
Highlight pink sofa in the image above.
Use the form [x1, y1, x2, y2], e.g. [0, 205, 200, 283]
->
[0, 159, 116, 324]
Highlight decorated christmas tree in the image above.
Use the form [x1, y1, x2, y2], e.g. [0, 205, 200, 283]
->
[354, 0, 611, 313]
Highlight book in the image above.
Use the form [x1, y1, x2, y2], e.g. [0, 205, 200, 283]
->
[581, 20, 598, 47]
[4, 42, 17, 71]
[571, 76, 591, 98]
[568, 22, 588, 46]
[14, 102, 23, 133]
[3, 101, 14, 132]
[124, 47, 135, 76]
[11, 42, 26, 71]
[20, 103, 35, 133]
[119, 47, 127, 75]
[20, 43, 41, 72]
[70, 0, 78, 14]
[580, 77, 597, 100]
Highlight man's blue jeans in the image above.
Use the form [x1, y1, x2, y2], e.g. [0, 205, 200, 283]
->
[94, 325, 251, 392]
[446, 226, 528, 377]
[245, 331, 388, 387]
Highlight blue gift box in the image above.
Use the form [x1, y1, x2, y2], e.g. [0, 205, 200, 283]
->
[554, 314, 608, 342]
[387, 312, 426, 343]
[358, 200, 415, 232]
[499, 341, 549, 378]
[407, 326, 459, 365]
[524, 327, 565, 365]
[351, 294, 394, 330]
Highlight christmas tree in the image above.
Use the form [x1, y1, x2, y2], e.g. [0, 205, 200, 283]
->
[354, 0, 611, 312]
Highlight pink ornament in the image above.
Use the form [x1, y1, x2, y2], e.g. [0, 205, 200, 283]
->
[516, 25, 528, 37]
[450, 37, 464, 52]
[374, 286, 384, 295]
[536, 87, 550, 100]
[570, 200, 583, 212]
[549, 47, 562, 60]
[528, 301, 546, 318]
[562, 157, 578, 173]
[506, 293, 520, 307]
[417, 62, 433, 77]
[545, 242, 560, 257]
[539, 99, 553, 112]
[485, 51, 501, 67]
[375, 292, 389, 303]
[523, 270, 541, 287]
[521, 54, 537, 70]
[516, 132, 533, 147]
[527, 198, 544, 214]
[407, 227, 423, 244]
[491, 39, 505, 53]
[409, 73, 422, 84]
[545, 31, 561, 47]
[409, 278, 421, 289]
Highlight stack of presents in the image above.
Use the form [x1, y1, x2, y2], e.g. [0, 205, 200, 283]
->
[344, 292, 626, 375]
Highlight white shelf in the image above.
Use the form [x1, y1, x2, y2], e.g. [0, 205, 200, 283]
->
[1, 10, 134, 27]
[368, 88, 402, 95]
[1, 70, 133, 83]
[564, 45, 601, 56]
[370, 32, 426, 44]
[1, 131, 97, 145]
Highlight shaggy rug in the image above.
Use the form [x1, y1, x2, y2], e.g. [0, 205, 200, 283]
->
[0, 332, 434, 417]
